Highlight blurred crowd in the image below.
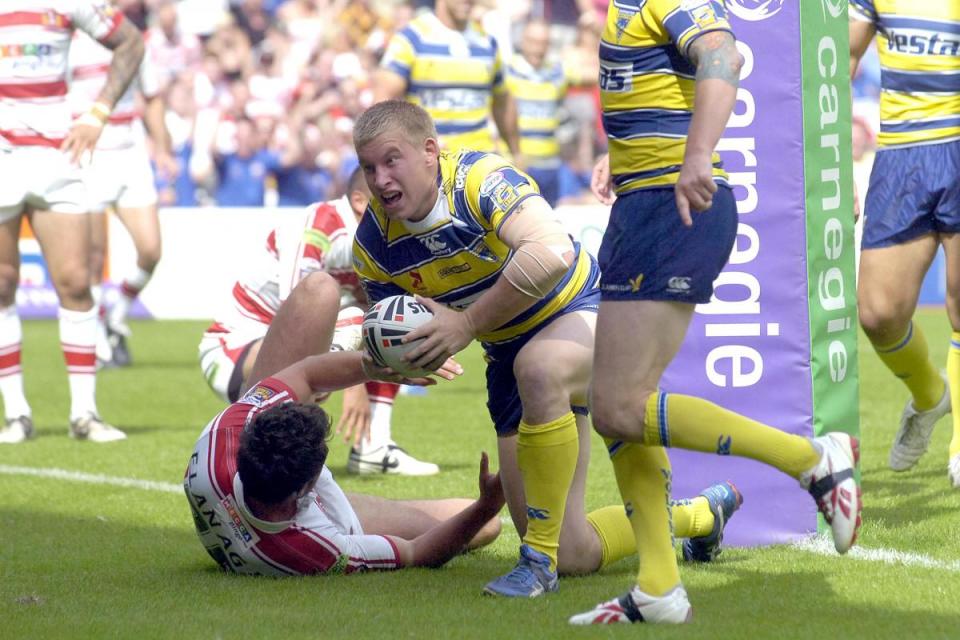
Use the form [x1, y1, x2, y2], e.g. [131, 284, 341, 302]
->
[119, 0, 606, 208]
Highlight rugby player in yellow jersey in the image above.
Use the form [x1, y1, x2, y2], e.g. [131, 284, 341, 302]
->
[372, 0, 520, 158]
[850, 0, 960, 487]
[506, 20, 568, 207]
[570, 0, 863, 624]
[351, 100, 741, 598]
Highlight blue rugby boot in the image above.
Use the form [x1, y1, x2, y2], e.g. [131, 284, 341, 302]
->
[682, 481, 743, 562]
[483, 544, 558, 597]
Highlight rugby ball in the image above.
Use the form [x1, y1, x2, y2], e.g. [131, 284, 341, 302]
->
[362, 295, 434, 376]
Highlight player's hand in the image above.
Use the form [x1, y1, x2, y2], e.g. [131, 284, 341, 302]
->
[477, 451, 505, 509]
[61, 119, 104, 166]
[335, 383, 371, 446]
[360, 352, 463, 385]
[402, 296, 475, 372]
[675, 151, 718, 227]
[590, 153, 615, 205]
[155, 151, 181, 182]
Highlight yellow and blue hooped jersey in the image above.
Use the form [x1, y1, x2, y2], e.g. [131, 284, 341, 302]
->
[352, 151, 595, 344]
[380, 11, 506, 153]
[600, 0, 732, 194]
[506, 55, 567, 168]
[850, 0, 960, 149]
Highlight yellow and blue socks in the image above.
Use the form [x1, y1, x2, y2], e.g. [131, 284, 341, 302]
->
[606, 438, 680, 596]
[874, 321, 945, 411]
[516, 412, 578, 570]
[643, 391, 820, 478]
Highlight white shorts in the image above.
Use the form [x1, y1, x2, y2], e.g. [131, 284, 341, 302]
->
[84, 139, 158, 212]
[198, 329, 264, 403]
[0, 146, 88, 221]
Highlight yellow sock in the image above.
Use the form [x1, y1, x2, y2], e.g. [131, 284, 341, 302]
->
[874, 321, 945, 411]
[586, 505, 635, 569]
[948, 332, 960, 458]
[517, 412, 578, 571]
[606, 438, 679, 596]
[671, 496, 714, 539]
[643, 391, 820, 478]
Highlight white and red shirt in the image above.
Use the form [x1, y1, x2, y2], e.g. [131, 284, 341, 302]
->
[68, 28, 160, 150]
[184, 377, 402, 576]
[0, 0, 122, 148]
[203, 197, 363, 341]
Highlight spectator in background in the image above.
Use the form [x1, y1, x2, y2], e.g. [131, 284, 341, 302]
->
[145, 0, 204, 92]
[199, 117, 275, 206]
[159, 76, 200, 206]
[506, 20, 567, 206]
[374, 0, 521, 158]
[230, 0, 273, 46]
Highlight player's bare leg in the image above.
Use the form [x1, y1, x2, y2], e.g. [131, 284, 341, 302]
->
[349, 494, 501, 549]
[0, 213, 33, 443]
[245, 271, 340, 394]
[87, 210, 114, 366]
[939, 232, 960, 486]
[30, 209, 122, 441]
[485, 311, 596, 595]
[859, 236, 948, 471]
[105, 204, 162, 366]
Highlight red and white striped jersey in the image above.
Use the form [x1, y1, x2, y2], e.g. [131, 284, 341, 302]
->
[67, 28, 160, 150]
[204, 197, 362, 340]
[0, 0, 123, 148]
[184, 377, 401, 576]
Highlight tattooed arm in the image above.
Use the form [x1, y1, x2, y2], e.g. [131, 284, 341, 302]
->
[62, 18, 144, 163]
[674, 31, 743, 225]
[97, 19, 146, 108]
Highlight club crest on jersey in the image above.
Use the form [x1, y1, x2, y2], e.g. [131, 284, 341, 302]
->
[492, 182, 522, 211]
[479, 171, 505, 196]
[418, 232, 449, 255]
[615, 9, 634, 42]
[242, 385, 277, 407]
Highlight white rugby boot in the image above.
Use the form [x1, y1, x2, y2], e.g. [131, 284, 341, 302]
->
[569, 585, 692, 625]
[799, 432, 862, 554]
[0, 415, 34, 444]
[948, 453, 960, 489]
[347, 443, 439, 476]
[890, 376, 950, 471]
[69, 412, 127, 443]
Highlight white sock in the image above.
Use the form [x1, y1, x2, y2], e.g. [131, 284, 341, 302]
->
[59, 305, 99, 419]
[358, 400, 393, 453]
[110, 266, 152, 328]
[0, 306, 30, 419]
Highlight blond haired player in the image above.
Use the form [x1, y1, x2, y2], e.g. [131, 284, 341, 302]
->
[199, 171, 439, 475]
[352, 100, 742, 598]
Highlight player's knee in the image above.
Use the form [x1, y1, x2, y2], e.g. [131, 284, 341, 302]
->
[0, 263, 19, 303]
[591, 388, 651, 440]
[514, 358, 567, 413]
[293, 271, 339, 303]
[858, 298, 909, 342]
[51, 267, 92, 303]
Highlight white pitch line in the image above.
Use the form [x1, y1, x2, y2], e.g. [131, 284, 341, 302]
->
[0, 464, 182, 494]
[792, 534, 960, 573]
[3, 463, 959, 573]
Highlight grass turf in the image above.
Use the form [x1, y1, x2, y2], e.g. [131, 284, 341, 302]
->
[1, 311, 960, 638]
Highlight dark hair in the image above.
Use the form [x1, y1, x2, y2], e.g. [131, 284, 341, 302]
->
[236, 403, 331, 504]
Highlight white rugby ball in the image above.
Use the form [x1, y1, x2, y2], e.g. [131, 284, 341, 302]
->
[362, 295, 434, 376]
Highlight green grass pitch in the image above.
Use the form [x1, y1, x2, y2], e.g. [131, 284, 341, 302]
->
[2, 311, 960, 638]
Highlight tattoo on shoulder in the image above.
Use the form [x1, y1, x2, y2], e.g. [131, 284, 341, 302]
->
[689, 32, 742, 87]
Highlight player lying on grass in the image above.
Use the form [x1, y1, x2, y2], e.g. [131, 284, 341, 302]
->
[198, 169, 439, 476]
[351, 100, 742, 597]
[184, 272, 502, 575]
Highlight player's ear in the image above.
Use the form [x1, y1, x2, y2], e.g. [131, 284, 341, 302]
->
[424, 137, 440, 164]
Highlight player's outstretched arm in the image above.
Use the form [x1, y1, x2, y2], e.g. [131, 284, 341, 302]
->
[675, 31, 743, 226]
[389, 453, 505, 568]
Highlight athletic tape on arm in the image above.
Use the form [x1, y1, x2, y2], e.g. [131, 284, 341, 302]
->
[498, 196, 574, 299]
